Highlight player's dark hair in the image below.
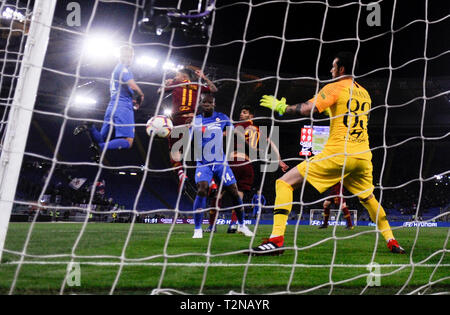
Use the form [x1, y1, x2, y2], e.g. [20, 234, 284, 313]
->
[335, 51, 358, 75]
[178, 68, 194, 80]
[240, 105, 254, 115]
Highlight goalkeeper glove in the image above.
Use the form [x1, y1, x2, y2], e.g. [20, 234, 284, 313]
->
[259, 95, 288, 116]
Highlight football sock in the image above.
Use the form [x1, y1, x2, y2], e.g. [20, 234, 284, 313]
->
[89, 126, 104, 144]
[230, 210, 237, 224]
[323, 206, 330, 225]
[209, 210, 217, 227]
[271, 179, 293, 237]
[342, 206, 353, 227]
[360, 196, 394, 241]
[193, 196, 207, 230]
[99, 138, 130, 151]
[230, 195, 245, 225]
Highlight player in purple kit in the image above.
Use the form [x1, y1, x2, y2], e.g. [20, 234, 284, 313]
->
[190, 94, 254, 239]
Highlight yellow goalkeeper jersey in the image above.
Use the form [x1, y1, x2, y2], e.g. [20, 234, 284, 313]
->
[308, 77, 372, 161]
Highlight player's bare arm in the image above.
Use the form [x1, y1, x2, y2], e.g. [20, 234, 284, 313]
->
[127, 79, 144, 109]
[285, 101, 318, 116]
[157, 78, 174, 93]
[195, 69, 218, 93]
[267, 138, 289, 172]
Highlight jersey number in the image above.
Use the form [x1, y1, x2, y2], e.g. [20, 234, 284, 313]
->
[245, 128, 260, 149]
[179, 105, 191, 112]
[343, 99, 370, 138]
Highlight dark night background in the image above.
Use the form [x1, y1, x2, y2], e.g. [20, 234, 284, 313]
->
[1, 0, 449, 219]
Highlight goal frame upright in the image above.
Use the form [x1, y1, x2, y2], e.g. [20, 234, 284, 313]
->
[0, 0, 57, 262]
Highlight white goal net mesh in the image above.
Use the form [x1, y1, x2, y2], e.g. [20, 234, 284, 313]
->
[0, 0, 449, 296]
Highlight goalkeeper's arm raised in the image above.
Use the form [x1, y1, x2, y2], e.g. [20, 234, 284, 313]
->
[259, 95, 318, 116]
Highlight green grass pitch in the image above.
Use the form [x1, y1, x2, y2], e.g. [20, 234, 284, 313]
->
[0, 222, 449, 295]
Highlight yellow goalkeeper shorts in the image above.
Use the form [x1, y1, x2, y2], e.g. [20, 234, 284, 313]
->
[296, 153, 374, 199]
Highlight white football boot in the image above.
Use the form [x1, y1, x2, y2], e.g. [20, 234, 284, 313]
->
[192, 229, 203, 239]
[237, 225, 254, 237]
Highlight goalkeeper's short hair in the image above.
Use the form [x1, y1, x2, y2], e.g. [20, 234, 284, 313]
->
[335, 51, 359, 75]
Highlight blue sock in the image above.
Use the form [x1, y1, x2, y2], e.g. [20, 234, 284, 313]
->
[89, 126, 104, 144]
[193, 196, 207, 229]
[99, 138, 130, 151]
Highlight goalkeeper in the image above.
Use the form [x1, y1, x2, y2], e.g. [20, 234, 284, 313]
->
[250, 52, 405, 256]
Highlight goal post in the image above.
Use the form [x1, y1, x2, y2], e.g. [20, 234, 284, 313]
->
[309, 209, 358, 227]
[0, 0, 57, 262]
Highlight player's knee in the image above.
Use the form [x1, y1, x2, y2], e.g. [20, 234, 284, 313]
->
[197, 182, 209, 197]
[126, 137, 134, 148]
[226, 184, 240, 200]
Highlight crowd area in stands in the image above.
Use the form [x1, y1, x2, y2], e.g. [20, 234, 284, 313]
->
[11, 161, 450, 223]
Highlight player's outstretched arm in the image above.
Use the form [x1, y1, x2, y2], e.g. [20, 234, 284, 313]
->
[195, 70, 218, 93]
[259, 95, 317, 116]
[157, 78, 175, 94]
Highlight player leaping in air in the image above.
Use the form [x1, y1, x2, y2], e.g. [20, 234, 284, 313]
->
[159, 67, 218, 189]
[74, 45, 144, 162]
[250, 51, 405, 255]
[190, 94, 254, 239]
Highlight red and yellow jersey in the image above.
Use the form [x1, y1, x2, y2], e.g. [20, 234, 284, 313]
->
[166, 80, 211, 116]
[234, 120, 260, 151]
[308, 78, 372, 160]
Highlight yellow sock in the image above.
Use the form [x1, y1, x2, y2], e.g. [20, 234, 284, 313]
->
[360, 196, 394, 242]
[271, 179, 293, 237]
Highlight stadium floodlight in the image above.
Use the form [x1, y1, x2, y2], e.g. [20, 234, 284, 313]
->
[163, 62, 183, 72]
[82, 35, 119, 61]
[1, 7, 26, 22]
[73, 95, 97, 108]
[137, 56, 158, 68]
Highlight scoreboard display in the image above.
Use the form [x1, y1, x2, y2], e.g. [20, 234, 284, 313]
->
[299, 125, 330, 156]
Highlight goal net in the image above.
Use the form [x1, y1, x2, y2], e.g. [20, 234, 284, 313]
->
[0, 0, 449, 296]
